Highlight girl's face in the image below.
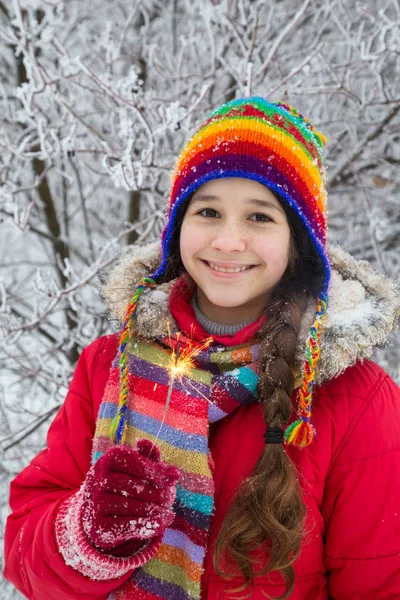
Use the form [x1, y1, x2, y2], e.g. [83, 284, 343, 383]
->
[180, 177, 291, 325]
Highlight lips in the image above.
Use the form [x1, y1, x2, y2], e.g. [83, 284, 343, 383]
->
[201, 260, 256, 275]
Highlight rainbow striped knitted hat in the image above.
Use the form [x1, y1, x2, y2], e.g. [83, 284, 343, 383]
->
[116, 97, 330, 448]
[155, 97, 330, 291]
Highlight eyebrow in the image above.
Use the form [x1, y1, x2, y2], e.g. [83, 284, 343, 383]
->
[190, 194, 284, 214]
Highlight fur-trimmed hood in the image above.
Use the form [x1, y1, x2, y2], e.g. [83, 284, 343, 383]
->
[103, 242, 400, 386]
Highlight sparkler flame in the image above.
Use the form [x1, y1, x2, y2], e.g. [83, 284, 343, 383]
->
[147, 325, 214, 456]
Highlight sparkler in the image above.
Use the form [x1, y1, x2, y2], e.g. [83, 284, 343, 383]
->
[148, 327, 213, 455]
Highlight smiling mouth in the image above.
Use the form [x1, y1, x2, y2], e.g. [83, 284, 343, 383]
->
[202, 260, 256, 274]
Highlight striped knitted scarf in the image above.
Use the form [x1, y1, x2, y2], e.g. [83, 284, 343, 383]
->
[92, 332, 260, 600]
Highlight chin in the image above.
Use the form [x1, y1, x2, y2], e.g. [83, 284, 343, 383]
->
[203, 292, 253, 309]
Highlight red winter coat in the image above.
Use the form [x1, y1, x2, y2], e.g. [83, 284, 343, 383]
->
[4, 332, 400, 600]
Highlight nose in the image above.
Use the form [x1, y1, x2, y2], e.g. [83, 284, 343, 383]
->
[210, 220, 247, 253]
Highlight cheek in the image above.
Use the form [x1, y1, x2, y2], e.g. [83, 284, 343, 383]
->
[257, 233, 291, 265]
[180, 221, 203, 266]
[258, 235, 287, 254]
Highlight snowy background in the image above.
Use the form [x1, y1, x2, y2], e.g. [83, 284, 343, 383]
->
[1, 0, 399, 596]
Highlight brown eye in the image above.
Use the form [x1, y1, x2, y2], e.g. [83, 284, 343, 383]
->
[199, 208, 219, 218]
[249, 213, 272, 222]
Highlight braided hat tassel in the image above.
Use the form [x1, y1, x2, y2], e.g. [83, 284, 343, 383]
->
[110, 276, 157, 444]
[285, 293, 328, 448]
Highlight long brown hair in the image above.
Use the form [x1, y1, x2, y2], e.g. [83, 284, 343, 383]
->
[158, 192, 325, 600]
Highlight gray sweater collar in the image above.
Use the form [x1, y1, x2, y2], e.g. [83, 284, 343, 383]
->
[189, 294, 257, 336]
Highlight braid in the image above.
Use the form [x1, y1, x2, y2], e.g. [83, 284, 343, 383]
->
[213, 276, 310, 600]
[258, 275, 309, 424]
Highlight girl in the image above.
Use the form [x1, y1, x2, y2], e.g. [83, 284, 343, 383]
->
[4, 97, 400, 600]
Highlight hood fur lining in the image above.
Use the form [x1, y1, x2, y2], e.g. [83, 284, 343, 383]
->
[103, 242, 400, 385]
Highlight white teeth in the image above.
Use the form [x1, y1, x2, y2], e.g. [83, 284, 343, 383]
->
[208, 262, 250, 273]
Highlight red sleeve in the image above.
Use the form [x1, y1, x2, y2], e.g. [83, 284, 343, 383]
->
[322, 365, 400, 599]
[2, 334, 138, 600]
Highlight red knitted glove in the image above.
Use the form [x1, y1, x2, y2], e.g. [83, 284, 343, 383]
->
[81, 439, 180, 557]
